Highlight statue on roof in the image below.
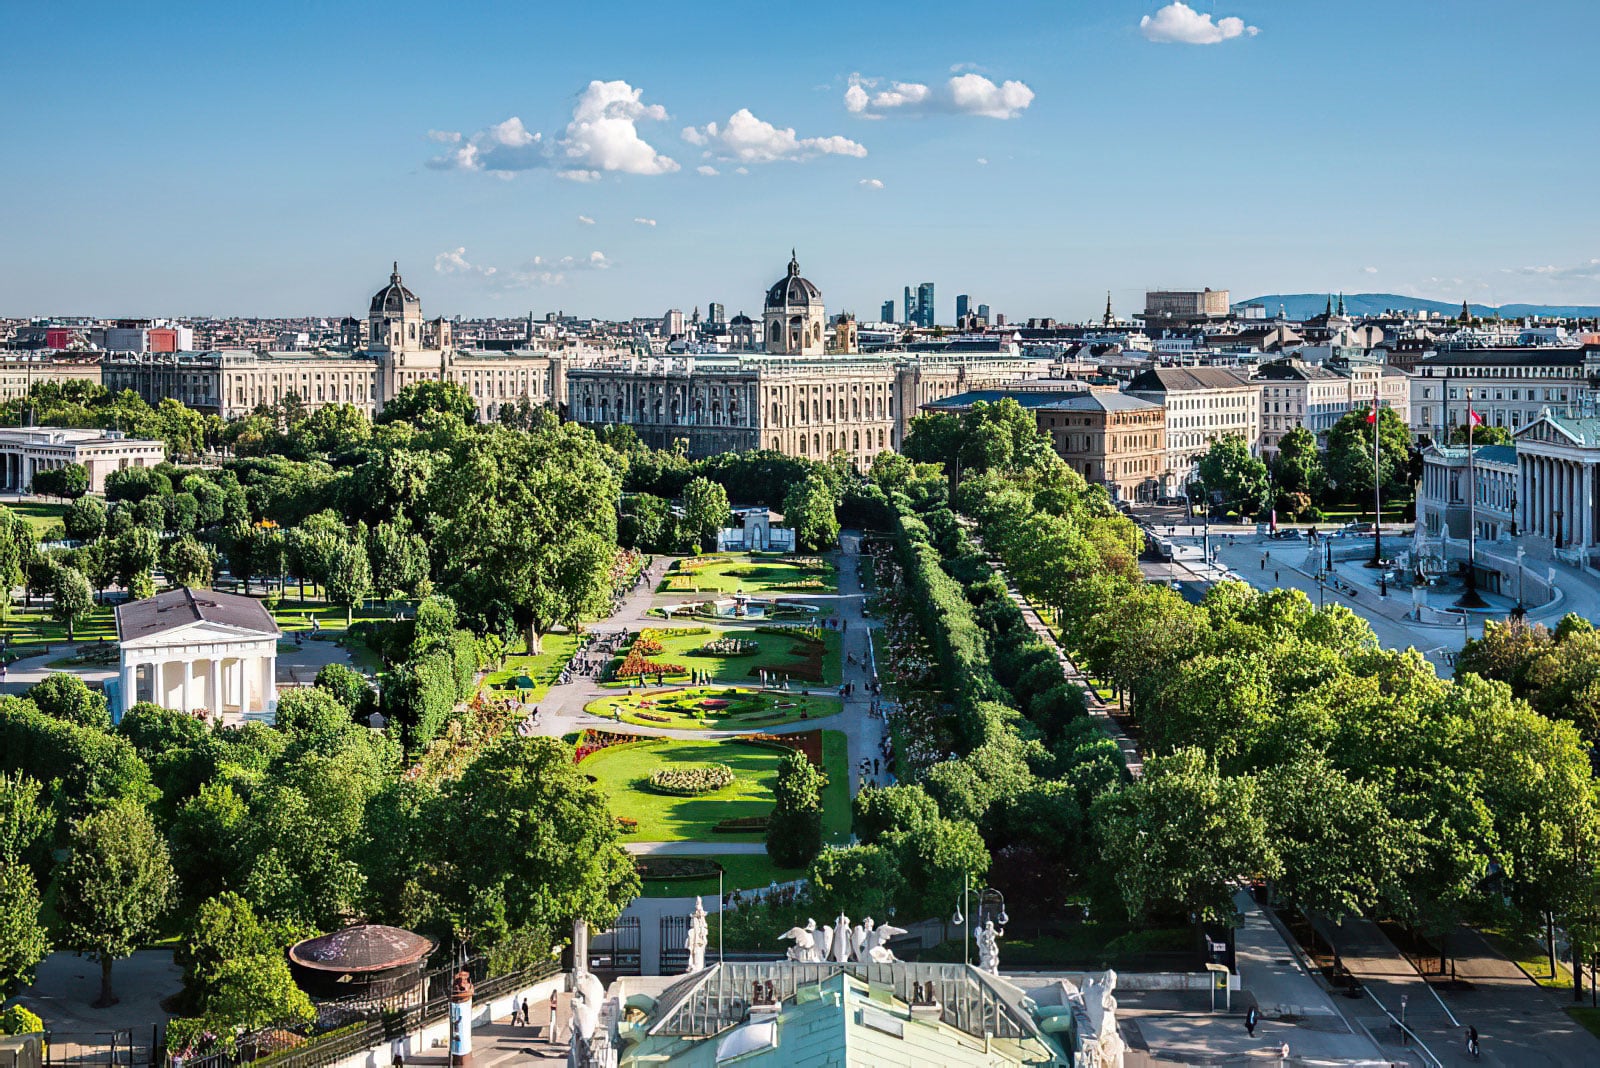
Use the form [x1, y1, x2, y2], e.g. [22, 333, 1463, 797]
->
[686, 897, 709, 972]
[976, 919, 1001, 975]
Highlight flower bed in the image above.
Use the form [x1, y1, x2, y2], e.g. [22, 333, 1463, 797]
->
[645, 763, 735, 796]
[574, 728, 644, 763]
[634, 710, 671, 723]
[632, 636, 665, 655]
[635, 856, 721, 881]
[615, 651, 686, 678]
[711, 815, 769, 833]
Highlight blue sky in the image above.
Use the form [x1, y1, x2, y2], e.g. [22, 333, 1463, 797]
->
[4, 0, 1598, 321]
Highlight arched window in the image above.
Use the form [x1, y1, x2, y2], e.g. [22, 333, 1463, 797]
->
[799, 435, 808, 454]
[814, 433, 821, 453]
[771, 403, 781, 425]
[853, 431, 860, 452]
[827, 432, 835, 452]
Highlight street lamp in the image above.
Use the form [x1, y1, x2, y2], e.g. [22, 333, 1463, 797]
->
[952, 874, 1008, 969]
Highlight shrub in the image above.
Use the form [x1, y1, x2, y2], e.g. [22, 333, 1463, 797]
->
[0, 1004, 43, 1037]
[712, 815, 769, 833]
[646, 763, 735, 795]
[701, 637, 759, 656]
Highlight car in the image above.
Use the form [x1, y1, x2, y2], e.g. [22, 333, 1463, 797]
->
[1271, 528, 1306, 540]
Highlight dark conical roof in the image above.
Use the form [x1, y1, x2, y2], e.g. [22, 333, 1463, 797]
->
[765, 251, 822, 309]
[370, 262, 420, 317]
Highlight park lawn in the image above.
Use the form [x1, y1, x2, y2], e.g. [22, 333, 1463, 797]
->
[482, 631, 582, 702]
[2, 602, 118, 660]
[1570, 1007, 1600, 1039]
[658, 553, 838, 596]
[586, 737, 786, 841]
[638, 853, 805, 899]
[271, 597, 400, 632]
[608, 624, 843, 688]
[587, 686, 840, 730]
[9, 500, 68, 537]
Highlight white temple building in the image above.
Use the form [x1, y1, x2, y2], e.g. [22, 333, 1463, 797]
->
[112, 587, 281, 724]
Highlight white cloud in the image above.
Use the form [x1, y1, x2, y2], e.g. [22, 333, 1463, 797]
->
[1363, 266, 1379, 274]
[426, 79, 677, 179]
[433, 247, 610, 290]
[683, 109, 867, 164]
[844, 72, 1033, 119]
[735, 166, 749, 175]
[577, 215, 595, 225]
[697, 165, 719, 176]
[1510, 259, 1600, 281]
[634, 217, 657, 227]
[976, 157, 989, 165]
[859, 178, 884, 189]
[1140, 3, 1258, 44]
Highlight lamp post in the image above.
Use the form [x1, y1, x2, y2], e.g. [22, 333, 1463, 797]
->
[952, 875, 1009, 970]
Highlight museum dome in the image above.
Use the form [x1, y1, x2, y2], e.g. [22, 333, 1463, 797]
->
[370, 262, 421, 318]
[765, 251, 822, 310]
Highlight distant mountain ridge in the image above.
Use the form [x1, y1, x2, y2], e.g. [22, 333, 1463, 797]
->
[1239, 293, 1600, 320]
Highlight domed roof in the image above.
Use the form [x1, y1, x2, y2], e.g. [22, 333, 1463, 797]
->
[370, 262, 420, 318]
[729, 312, 753, 325]
[765, 251, 821, 310]
[288, 924, 433, 974]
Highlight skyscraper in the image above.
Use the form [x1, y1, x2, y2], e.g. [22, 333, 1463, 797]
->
[956, 294, 970, 321]
[708, 302, 725, 324]
[880, 300, 896, 323]
[903, 286, 914, 324]
[977, 303, 991, 323]
[916, 282, 936, 328]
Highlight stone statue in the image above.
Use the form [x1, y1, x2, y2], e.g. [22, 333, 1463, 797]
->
[851, 918, 873, 962]
[863, 923, 907, 963]
[1081, 970, 1126, 1067]
[779, 919, 819, 962]
[832, 911, 852, 962]
[975, 920, 1001, 975]
[686, 896, 709, 972]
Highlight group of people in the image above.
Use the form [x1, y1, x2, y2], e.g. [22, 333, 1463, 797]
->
[559, 630, 628, 685]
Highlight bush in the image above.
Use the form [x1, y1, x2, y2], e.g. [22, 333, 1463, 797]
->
[646, 763, 735, 795]
[711, 815, 769, 833]
[0, 1004, 43, 1037]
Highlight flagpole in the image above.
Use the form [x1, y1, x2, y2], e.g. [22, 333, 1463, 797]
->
[1467, 387, 1477, 596]
[1372, 382, 1383, 569]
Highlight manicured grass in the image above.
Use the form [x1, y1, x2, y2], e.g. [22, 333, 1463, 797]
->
[658, 553, 837, 595]
[1, 602, 118, 661]
[270, 597, 399, 632]
[585, 730, 849, 844]
[638, 853, 805, 898]
[482, 631, 582, 702]
[607, 624, 842, 688]
[1569, 1007, 1600, 1038]
[916, 925, 1194, 968]
[585, 737, 789, 841]
[587, 685, 840, 730]
[8, 500, 68, 538]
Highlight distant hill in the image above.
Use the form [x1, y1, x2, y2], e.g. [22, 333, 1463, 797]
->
[1238, 293, 1600, 320]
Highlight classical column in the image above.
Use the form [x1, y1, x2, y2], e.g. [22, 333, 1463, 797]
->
[261, 654, 277, 711]
[1584, 463, 1594, 550]
[208, 658, 222, 713]
[120, 662, 137, 721]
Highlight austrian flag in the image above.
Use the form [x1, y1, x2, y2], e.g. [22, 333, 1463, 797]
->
[1469, 409, 1484, 427]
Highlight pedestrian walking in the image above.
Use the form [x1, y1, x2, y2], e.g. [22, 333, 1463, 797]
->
[873, 757, 880, 776]
[549, 990, 560, 1042]
[1466, 1026, 1479, 1057]
[1245, 1005, 1259, 1037]
[1274, 571, 1279, 583]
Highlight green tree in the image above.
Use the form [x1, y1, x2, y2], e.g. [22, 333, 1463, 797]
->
[177, 892, 312, 1032]
[0, 772, 51, 868]
[0, 861, 49, 999]
[434, 423, 620, 653]
[366, 518, 429, 603]
[114, 526, 159, 600]
[1270, 426, 1326, 501]
[168, 782, 251, 908]
[1092, 748, 1278, 923]
[314, 663, 376, 721]
[428, 737, 639, 946]
[1195, 434, 1269, 517]
[53, 801, 176, 1006]
[766, 750, 825, 867]
[1325, 406, 1413, 506]
[377, 381, 478, 425]
[807, 844, 904, 920]
[619, 493, 677, 553]
[28, 672, 109, 730]
[1447, 422, 1512, 447]
[273, 687, 353, 739]
[50, 564, 95, 640]
[783, 473, 840, 551]
[680, 477, 730, 551]
[0, 507, 32, 622]
[321, 536, 371, 626]
[64, 495, 107, 543]
[163, 535, 215, 589]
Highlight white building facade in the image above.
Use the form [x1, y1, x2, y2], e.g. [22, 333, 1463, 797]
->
[0, 427, 164, 494]
[114, 588, 281, 724]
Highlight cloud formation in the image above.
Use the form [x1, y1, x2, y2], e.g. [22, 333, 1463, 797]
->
[1364, 266, 1379, 274]
[634, 217, 657, 227]
[427, 79, 678, 180]
[683, 109, 866, 163]
[1509, 258, 1600, 281]
[696, 165, 719, 176]
[433, 247, 611, 289]
[859, 178, 884, 190]
[577, 215, 595, 225]
[1140, 3, 1258, 44]
[845, 72, 1034, 119]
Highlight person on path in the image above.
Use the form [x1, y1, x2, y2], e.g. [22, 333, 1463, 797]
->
[1274, 571, 1280, 583]
[1466, 1026, 1479, 1057]
[549, 990, 560, 1042]
[1245, 1005, 1259, 1037]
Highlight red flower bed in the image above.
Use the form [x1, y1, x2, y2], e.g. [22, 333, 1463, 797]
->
[616, 651, 686, 678]
[741, 728, 823, 766]
[574, 728, 643, 763]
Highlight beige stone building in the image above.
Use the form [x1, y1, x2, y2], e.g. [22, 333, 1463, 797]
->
[567, 257, 1039, 466]
[104, 263, 573, 423]
[0, 427, 164, 494]
[924, 388, 1167, 502]
[1127, 366, 1259, 492]
[0, 355, 104, 400]
[1254, 357, 1409, 455]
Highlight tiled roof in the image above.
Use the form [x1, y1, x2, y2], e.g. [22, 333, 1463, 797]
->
[925, 389, 1161, 412]
[115, 587, 281, 642]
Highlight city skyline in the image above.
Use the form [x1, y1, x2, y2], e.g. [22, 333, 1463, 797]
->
[4, 0, 1599, 320]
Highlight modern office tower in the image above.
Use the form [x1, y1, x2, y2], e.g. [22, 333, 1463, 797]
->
[978, 304, 991, 322]
[881, 300, 896, 323]
[916, 282, 936, 328]
[904, 286, 914, 324]
[708, 302, 726, 324]
[956, 294, 970, 321]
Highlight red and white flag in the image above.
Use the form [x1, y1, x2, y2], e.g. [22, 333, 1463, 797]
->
[1469, 409, 1484, 427]
[1366, 398, 1379, 425]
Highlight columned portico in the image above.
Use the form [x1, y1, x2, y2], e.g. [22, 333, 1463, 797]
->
[1515, 411, 1600, 564]
[114, 587, 282, 725]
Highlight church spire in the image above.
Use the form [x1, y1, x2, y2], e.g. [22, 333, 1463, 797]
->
[1337, 292, 1345, 316]
[1103, 290, 1114, 327]
[1325, 293, 1333, 317]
